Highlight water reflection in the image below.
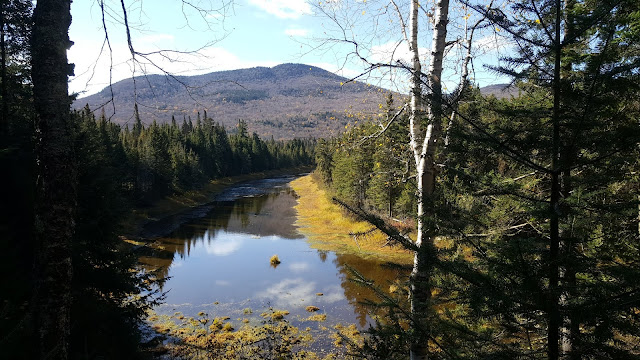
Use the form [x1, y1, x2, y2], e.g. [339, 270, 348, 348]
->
[140, 177, 408, 332]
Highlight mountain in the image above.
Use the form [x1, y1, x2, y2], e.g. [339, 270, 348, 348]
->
[74, 63, 516, 139]
[478, 83, 519, 98]
[74, 64, 392, 139]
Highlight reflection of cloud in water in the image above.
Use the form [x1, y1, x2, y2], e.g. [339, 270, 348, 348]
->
[289, 262, 310, 272]
[171, 260, 184, 268]
[203, 234, 243, 256]
[215, 280, 231, 286]
[255, 278, 345, 308]
[321, 285, 346, 304]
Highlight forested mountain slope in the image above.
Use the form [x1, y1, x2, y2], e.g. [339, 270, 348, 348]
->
[74, 64, 392, 139]
[75, 63, 511, 139]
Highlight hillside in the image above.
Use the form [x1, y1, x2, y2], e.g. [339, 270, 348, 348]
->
[74, 63, 515, 139]
[74, 64, 393, 139]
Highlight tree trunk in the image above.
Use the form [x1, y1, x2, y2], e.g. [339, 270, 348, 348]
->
[409, 1, 449, 359]
[1, 0, 7, 138]
[548, 1, 563, 359]
[31, 0, 75, 358]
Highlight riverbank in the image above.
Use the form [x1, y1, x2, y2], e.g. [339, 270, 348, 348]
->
[123, 166, 313, 240]
[291, 174, 413, 265]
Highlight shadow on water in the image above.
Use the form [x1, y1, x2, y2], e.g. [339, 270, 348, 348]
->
[139, 176, 408, 340]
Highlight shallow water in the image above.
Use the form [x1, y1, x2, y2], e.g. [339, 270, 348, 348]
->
[140, 176, 407, 348]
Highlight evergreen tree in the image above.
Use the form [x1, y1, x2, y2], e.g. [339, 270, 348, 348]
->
[445, 1, 640, 358]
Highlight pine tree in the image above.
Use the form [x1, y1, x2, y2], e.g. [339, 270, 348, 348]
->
[446, 1, 640, 358]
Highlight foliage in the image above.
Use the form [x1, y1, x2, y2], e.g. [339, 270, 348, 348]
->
[95, 108, 316, 205]
[313, 99, 414, 219]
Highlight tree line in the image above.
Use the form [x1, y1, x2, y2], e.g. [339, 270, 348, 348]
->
[87, 105, 315, 205]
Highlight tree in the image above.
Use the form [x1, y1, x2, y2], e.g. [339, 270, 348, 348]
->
[444, 0, 640, 358]
[31, 0, 75, 358]
[0, 0, 32, 137]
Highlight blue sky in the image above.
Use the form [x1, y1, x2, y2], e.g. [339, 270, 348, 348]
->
[68, 0, 511, 97]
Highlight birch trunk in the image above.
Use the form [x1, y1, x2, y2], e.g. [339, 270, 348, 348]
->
[31, 0, 75, 358]
[409, 1, 449, 359]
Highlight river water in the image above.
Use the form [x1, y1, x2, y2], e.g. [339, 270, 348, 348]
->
[139, 175, 406, 350]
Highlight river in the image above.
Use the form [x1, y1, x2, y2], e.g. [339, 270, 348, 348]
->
[139, 175, 407, 352]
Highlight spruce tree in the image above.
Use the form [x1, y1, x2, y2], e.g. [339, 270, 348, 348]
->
[446, 0, 640, 358]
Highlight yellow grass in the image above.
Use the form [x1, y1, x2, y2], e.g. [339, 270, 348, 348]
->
[290, 174, 412, 265]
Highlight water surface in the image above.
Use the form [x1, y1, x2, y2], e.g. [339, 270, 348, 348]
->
[140, 176, 407, 347]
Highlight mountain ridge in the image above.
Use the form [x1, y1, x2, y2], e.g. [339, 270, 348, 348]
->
[74, 64, 513, 139]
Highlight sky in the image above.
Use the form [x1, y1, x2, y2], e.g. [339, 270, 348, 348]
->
[68, 0, 511, 98]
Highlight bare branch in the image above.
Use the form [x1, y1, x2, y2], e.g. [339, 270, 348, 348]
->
[353, 103, 408, 147]
[333, 197, 418, 252]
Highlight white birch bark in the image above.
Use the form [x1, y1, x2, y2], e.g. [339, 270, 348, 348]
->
[409, 1, 449, 359]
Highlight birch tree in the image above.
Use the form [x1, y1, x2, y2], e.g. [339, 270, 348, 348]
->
[407, 1, 449, 359]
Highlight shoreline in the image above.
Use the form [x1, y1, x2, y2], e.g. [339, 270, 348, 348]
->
[290, 173, 413, 265]
[122, 166, 314, 241]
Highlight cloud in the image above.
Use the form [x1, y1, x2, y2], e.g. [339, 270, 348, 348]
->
[289, 262, 310, 272]
[203, 235, 243, 256]
[255, 278, 317, 307]
[248, 0, 312, 19]
[285, 28, 310, 37]
[255, 278, 345, 308]
[69, 44, 280, 97]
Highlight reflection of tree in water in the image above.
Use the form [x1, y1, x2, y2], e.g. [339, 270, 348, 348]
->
[333, 253, 409, 328]
[139, 188, 302, 281]
[317, 250, 328, 262]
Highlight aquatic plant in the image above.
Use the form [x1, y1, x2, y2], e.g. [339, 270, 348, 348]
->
[270, 254, 281, 267]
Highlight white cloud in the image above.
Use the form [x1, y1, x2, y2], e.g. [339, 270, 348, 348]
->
[70, 43, 280, 97]
[255, 278, 345, 308]
[203, 234, 243, 256]
[285, 28, 310, 37]
[289, 262, 310, 272]
[248, 0, 312, 19]
[255, 278, 316, 307]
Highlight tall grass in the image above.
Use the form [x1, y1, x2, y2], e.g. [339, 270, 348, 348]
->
[290, 174, 412, 265]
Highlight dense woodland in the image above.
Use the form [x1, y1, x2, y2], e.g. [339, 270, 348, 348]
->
[2, 0, 640, 359]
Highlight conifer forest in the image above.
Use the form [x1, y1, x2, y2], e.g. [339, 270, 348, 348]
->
[1, 0, 640, 359]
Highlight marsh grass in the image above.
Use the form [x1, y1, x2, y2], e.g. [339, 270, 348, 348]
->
[290, 174, 412, 265]
[145, 308, 344, 359]
[305, 314, 327, 322]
